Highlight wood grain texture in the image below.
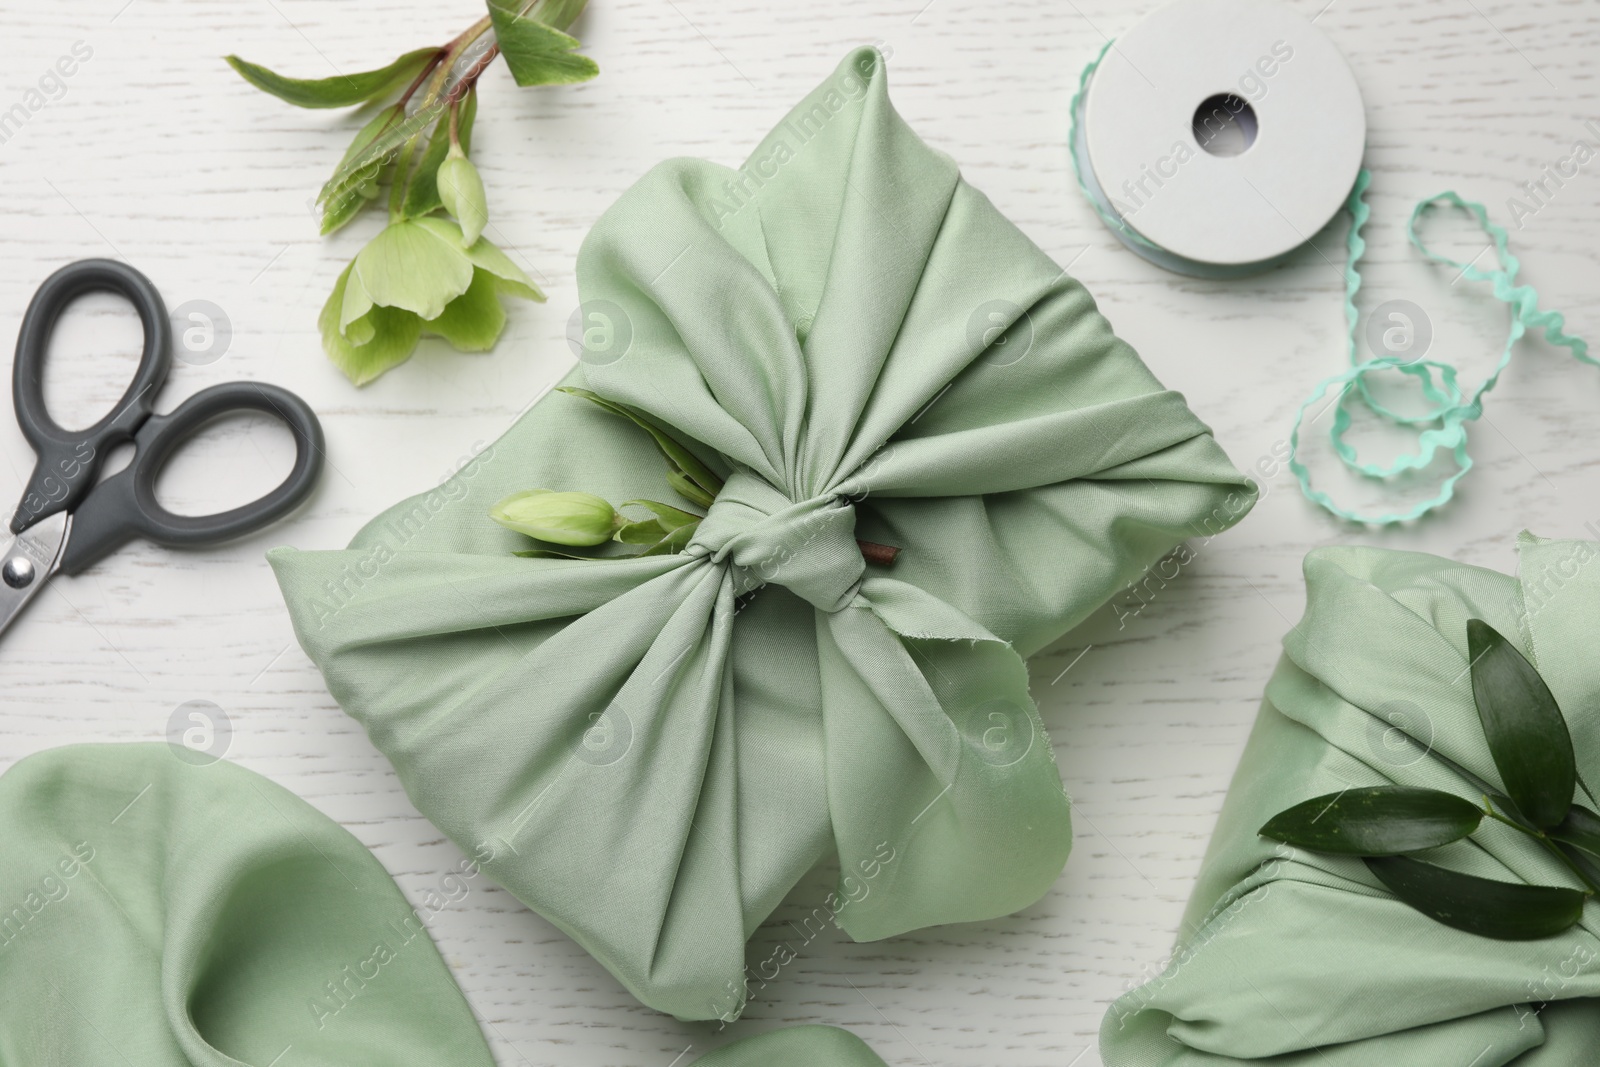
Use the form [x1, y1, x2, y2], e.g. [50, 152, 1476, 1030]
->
[1, 0, 1598, 1063]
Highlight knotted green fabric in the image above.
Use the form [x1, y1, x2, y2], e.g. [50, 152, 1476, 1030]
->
[690, 1026, 887, 1066]
[0, 744, 494, 1067]
[1101, 535, 1600, 1066]
[270, 47, 1253, 1021]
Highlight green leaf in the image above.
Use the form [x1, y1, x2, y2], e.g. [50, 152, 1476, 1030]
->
[558, 388, 723, 497]
[620, 499, 702, 529]
[226, 48, 437, 109]
[320, 263, 423, 385]
[1467, 618, 1576, 828]
[1364, 855, 1587, 941]
[422, 269, 506, 351]
[1556, 841, 1600, 893]
[1259, 787, 1483, 856]
[526, 0, 591, 32]
[318, 105, 443, 222]
[667, 467, 715, 509]
[320, 104, 404, 235]
[639, 521, 699, 556]
[614, 518, 670, 545]
[352, 220, 475, 320]
[402, 89, 479, 220]
[487, 0, 600, 87]
[1550, 804, 1600, 861]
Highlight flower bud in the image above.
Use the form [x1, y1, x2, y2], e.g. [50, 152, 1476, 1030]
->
[438, 145, 489, 247]
[490, 490, 621, 546]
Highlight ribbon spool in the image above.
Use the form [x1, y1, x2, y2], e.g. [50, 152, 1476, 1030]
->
[1070, 0, 1365, 278]
[1068, 0, 1594, 524]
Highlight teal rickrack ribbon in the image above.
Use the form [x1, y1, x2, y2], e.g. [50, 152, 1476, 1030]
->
[1068, 41, 1596, 525]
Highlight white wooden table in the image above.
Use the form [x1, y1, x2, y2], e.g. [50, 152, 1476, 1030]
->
[3, 1, 1598, 1063]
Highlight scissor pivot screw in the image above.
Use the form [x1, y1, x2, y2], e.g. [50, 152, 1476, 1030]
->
[2, 557, 35, 589]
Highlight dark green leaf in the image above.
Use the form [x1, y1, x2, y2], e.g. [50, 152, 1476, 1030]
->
[402, 89, 479, 219]
[1467, 618, 1575, 828]
[487, 0, 600, 87]
[1259, 787, 1482, 855]
[226, 48, 437, 109]
[1365, 855, 1587, 940]
[1551, 804, 1600, 861]
[558, 388, 723, 498]
[1555, 841, 1600, 893]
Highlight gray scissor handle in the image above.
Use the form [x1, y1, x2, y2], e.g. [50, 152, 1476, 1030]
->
[59, 382, 325, 576]
[10, 259, 171, 534]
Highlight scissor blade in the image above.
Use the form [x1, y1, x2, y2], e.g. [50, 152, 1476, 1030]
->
[0, 510, 69, 641]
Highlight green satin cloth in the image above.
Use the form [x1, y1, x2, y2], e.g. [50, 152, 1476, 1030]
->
[1101, 535, 1600, 1066]
[690, 1026, 887, 1066]
[0, 743, 493, 1067]
[270, 47, 1252, 1021]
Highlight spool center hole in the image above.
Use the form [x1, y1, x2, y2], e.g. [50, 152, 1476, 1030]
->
[1191, 94, 1258, 157]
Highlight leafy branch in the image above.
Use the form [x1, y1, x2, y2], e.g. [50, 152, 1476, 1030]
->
[1260, 618, 1596, 941]
[226, 0, 598, 384]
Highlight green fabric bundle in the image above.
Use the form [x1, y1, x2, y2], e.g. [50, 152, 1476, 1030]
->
[0, 744, 494, 1067]
[270, 47, 1253, 1021]
[1102, 535, 1600, 1066]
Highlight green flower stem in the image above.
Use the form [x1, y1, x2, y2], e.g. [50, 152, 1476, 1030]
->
[1482, 797, 1600, 895]
[387, 15, 495, 217]
[387, 136, 420, 220]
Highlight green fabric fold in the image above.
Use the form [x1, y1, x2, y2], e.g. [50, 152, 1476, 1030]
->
[1101, 535, 1600, 1066]
[0, 743, 494, 1067]
[690, 1025, 888, 1066]
[271, 47, 1253, 1021]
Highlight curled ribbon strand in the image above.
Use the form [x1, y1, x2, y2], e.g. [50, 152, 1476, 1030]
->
[1069, 40, 1595, 525]
[1288, 171, 1596, 524]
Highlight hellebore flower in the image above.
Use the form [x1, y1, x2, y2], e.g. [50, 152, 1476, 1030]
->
[319, 217, 543, 385]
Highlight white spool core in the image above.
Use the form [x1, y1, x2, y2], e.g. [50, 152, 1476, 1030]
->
[1082, 0, 1365, 267]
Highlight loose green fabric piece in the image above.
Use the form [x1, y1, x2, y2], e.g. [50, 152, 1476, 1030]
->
[270, 47, 1254, 1021]
[689, 1026, 888, 1066]
[0, 743, 494, 1067]
[1101, 534, 1600, 1066]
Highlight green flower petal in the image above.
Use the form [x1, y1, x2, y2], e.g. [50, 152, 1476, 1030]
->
[352, 220, 474, 320]
[413, 218, 545, 301]
[423, 269, 507, 352]
[340, 262, 375, 334]
[320, 264, 423, 385]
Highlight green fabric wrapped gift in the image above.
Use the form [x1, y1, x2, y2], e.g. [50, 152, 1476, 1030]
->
[270, 47, 1253, 1021]
[0, 743, 493, 1067]
[1102, 535, 1600, 1066]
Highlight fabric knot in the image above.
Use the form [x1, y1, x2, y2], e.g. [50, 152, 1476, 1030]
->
[687, 469, 863, 612]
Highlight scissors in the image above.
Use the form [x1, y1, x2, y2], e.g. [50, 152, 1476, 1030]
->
[0, 259, 324, 640]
